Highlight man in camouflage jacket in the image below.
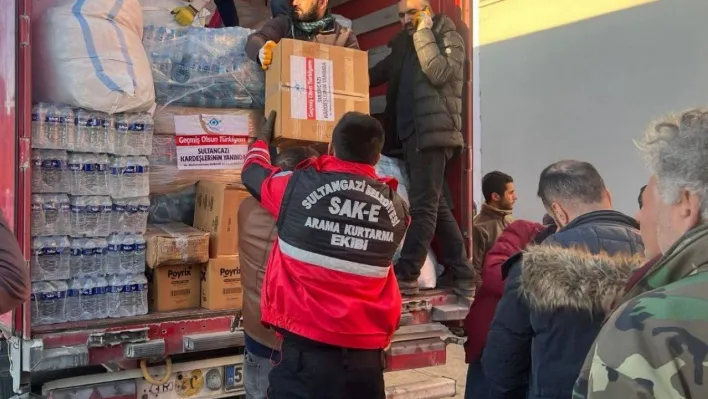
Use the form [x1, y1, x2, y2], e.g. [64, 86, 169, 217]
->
[573, 108, 708, 398]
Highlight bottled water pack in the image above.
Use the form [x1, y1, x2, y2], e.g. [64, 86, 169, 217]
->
[31, 236, 71, 282]
[31, 194, 71, 236]
[31, 103, 75, 150]
[112, 197, 150, 234]
[70, 196, 112, 237]
[107, 274, 148, 318]
[68, 153, 110, 196]
[105, 234, 146, 275]
[74, 108, 115, 153]
[67, 276, 109, 322]
[31, 280, 69, 325]
[32, 149, 69, 193]
[109, 156, 150, 198]
[114, 113, 153, 156]
[69, 237, 108, 278]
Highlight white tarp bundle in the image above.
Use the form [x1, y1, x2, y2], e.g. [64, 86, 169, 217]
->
[33, 0, 155, 114]
[375, 155, 440, 289]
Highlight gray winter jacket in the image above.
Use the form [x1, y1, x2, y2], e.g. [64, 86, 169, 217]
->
[369, 14, 465, 154]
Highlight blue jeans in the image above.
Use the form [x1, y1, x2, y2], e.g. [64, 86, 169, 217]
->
[244, 350, 273, 399]
[270, 0, 291, 17]
[465, 358, 490, 399]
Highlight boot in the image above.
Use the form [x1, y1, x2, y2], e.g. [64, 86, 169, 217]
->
[397, 279, 420, 296]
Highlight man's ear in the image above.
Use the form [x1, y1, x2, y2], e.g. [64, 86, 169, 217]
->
[491, 192, 500, 203]
[682, 189, 702, 230]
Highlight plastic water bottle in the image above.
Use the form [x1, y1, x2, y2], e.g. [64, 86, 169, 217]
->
[74, 109, 114, 153]
[151, 52, 173, 82]
[112, 197, 150, 234]
[69, 237, 107, 278]
[133, 273, 148, 315]
[70, 196, 112, 237]
[31, 280, 68, 325]
[134, 235, 147, 273]
[68, 153, 110, 196]
[107, 274, 128, 318]
[31, 236, 71, 282]
[66, 277, 83, 322]
[114, 114, 153, 156]
[105, 235, 123, 275]
[109, 156, 150, 198]
[32, 149, 69, 194]
[93, 275, 109, 319]
[31, 194, 71, 236]
[32, 103, 74, 150]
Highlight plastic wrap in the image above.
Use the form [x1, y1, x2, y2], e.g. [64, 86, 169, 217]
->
[31, 280, 69, 325]
[31, 194, 71, 236]
[32, 0, 155, 114]
[149, 185, 198, 225]
[375, 155, 440, 289]
[143, 26, 265, 109]
[145, 223, 210, 268]
[31, 236, 71, 282]
[150, 165, 242, 195]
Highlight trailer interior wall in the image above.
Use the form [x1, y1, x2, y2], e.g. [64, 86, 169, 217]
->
[477, 0, 708, 220]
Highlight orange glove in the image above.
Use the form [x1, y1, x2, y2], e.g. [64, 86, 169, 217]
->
[259, 41, 277, 71]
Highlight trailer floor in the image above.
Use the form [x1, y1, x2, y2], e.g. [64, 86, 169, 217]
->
[384, 344, 467, 398]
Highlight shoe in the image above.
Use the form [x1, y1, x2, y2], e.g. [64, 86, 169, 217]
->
[397, 279, 420, 296]
[453, 278, 476, 304]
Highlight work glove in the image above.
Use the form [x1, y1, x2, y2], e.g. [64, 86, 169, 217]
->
[259, 41, 277, 71]
[172, 4, 198, 26]
[258, 110, 277, 143]
[413, 8, 433, 31]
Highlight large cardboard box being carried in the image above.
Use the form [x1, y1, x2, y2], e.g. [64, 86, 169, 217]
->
[193, 182, 251, 258]
[201, 256, 243, 311]
[266, 39, 369, 143]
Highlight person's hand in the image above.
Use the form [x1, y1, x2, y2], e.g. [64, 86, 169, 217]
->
[172, 5, 198, 26]
[259, 41, 277, 71]
[413, 8, 433, 31]
[258, 110, 277, 143]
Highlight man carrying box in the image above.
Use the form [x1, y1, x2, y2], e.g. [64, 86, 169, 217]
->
[369, 0, 473, 298]
[238, 146, 319, 399]
[241, 111, 410, 399]
[245, 0, 359, 70]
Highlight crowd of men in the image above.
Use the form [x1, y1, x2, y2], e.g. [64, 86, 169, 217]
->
[0, 0, 694, 398]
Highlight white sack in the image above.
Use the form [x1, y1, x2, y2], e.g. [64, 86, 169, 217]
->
[375, 155, 439, 289]
[33, 0, 155, 114]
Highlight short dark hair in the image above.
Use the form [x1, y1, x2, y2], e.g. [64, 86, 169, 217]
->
[537, 160, 606, 207]
[638, 185, 647, 209]
[274, 146, 319, 171]
[331, 112, 385, 165]
[482, 171, 513, 202]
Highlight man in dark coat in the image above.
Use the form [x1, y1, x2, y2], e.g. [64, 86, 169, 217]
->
[481, 160, 644, 399]
[369, 0, 471, 297]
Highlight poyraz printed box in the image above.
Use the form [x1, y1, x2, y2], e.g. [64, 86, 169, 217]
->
[265, 39, 370, 144]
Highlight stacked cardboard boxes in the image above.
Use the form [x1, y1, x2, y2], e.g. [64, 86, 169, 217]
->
[193, 181, 249, 311]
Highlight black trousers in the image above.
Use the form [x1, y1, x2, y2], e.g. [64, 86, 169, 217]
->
[267, 338, 386, 399]
[214, 0, 239, 27]
[394, 141, 474, 282]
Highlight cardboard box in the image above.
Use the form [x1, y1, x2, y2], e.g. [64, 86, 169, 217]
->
[266, 39, 370, 143]
[201, 256, 243, 310]
[193, 182, 252, 258]
[145, 223, 211, 268]
[147, 264, 201, 312]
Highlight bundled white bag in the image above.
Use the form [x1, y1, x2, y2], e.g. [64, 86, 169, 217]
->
[33, 0, 155, 114]
[375, 155, 439, 289]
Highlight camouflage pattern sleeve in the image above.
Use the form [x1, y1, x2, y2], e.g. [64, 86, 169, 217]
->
[573, 274, 708, 399]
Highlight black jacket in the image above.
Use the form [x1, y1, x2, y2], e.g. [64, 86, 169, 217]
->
[369, 14, 465, 156]
[482, 210, 644, 399]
